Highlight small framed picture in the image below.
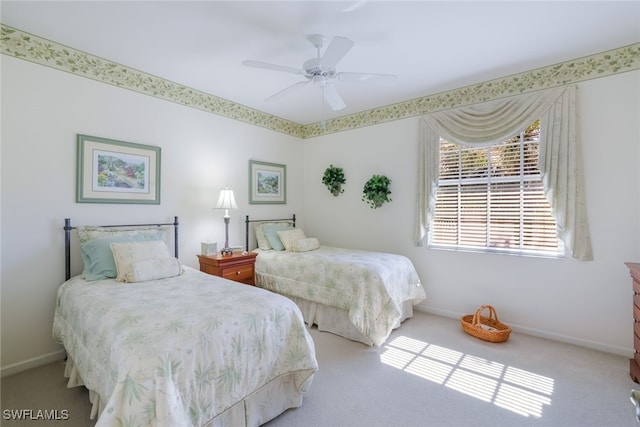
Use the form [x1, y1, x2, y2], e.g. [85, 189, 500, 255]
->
[249, 160, 286, 204]
[76, 134, 161, 204]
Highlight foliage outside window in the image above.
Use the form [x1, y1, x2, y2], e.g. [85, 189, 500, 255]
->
[430, 120, 562, 257]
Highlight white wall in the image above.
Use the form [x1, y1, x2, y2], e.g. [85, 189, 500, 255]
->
[0, 56, 304, 375]
[2, 54, 638, 376]
[303, 70, 640, 356]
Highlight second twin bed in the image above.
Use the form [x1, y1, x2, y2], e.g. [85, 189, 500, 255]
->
[246, 215, 426, 347]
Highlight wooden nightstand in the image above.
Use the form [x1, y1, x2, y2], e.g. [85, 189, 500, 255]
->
[198, 252, 258, 286]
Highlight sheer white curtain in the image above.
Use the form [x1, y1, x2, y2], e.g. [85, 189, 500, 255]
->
[415, 85, 593, 260]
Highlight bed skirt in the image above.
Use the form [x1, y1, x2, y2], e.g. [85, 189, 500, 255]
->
[63, 354, 306, 427]
[287, 296, 414, 346]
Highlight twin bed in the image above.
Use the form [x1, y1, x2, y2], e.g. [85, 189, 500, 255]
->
[53, 215, 426, 426]
[245, 215, 426, 347]
[53, 218, 318, 427]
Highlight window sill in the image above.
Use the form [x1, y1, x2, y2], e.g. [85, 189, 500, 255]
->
[428, 244, 565, 260]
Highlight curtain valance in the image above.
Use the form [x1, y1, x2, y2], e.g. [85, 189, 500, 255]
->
[422, 87, 567, 146]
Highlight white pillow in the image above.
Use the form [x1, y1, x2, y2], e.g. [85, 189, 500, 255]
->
[276, 228, 307, 251]
[110, 240, 171, 282]
[125, 257, 182, 283]
[290, 237, 320, 252]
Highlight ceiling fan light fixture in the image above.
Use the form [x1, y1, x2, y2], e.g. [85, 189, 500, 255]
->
[302, 58, 336, 78]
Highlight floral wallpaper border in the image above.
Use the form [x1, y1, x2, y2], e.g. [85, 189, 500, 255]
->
[0, 24, 306, 138]
[305, 42, 640, 138]
[2, 24, 639, 139]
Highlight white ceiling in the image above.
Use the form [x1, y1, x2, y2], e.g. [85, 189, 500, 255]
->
[2, 1, 639, 125]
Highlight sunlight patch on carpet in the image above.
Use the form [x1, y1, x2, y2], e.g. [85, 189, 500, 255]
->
[380, 336, 554, 418]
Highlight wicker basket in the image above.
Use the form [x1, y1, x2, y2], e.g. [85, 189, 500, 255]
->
[461, 305, 512, 343]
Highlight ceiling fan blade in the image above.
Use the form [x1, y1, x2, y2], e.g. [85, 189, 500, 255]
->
[265, 80, 310, 103]
[342, 0, 368, 13]
[336, 72, 398, 85]
[321, 36, 354, 68]
[322, 83, 346, 111]
[242, 60, 304, 76]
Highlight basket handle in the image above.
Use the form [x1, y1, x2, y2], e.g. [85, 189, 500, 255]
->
[472, 305, 498, 327]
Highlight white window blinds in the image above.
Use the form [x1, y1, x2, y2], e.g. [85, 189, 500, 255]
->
[431, 122, 562, 256]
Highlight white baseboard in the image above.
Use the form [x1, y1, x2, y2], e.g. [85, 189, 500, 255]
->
[416, 306, 633, 358]
[1, 350, 66, 378]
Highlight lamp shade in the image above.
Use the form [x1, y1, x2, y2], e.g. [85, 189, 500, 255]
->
[215, 186, 238, 210]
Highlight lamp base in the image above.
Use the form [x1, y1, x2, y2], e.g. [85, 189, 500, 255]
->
[220, 247, 234, 256]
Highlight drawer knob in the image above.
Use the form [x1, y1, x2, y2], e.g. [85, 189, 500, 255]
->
[236, 271, 241, 275]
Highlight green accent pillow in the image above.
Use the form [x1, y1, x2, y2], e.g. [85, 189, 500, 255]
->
[262, 224, 294, 251]
[80, 233, 164, 281]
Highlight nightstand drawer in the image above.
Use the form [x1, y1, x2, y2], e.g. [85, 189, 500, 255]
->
[221, 264, 254, 282]
[197, 252, 258, 286]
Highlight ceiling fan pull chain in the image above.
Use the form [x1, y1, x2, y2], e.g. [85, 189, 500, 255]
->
[320, 85, 326, 129]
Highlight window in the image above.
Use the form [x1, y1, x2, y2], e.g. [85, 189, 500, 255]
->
[430, 120, 562, 257]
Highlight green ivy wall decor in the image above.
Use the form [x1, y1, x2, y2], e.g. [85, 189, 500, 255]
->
[362, 174, 392, 208]
[322, 165, 346, 196]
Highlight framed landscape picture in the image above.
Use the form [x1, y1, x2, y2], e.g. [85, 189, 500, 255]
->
[249, 160, 286, 204]
[76, 134, 161, 204]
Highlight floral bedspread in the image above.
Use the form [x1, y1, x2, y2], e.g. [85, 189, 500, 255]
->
[52, 267, 318, 426]
[254, 246, 426, 346]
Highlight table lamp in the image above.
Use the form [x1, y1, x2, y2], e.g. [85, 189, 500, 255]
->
[215, 185, 238, 255]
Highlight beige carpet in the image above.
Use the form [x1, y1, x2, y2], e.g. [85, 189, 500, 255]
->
[2, 312, 637, 426]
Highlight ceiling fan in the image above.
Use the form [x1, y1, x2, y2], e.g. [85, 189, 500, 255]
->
[242, 34, 397, 112]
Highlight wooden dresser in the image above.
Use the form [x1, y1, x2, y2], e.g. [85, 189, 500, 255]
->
[198, 252, 258, 286]
[628, 262, 640, 383]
